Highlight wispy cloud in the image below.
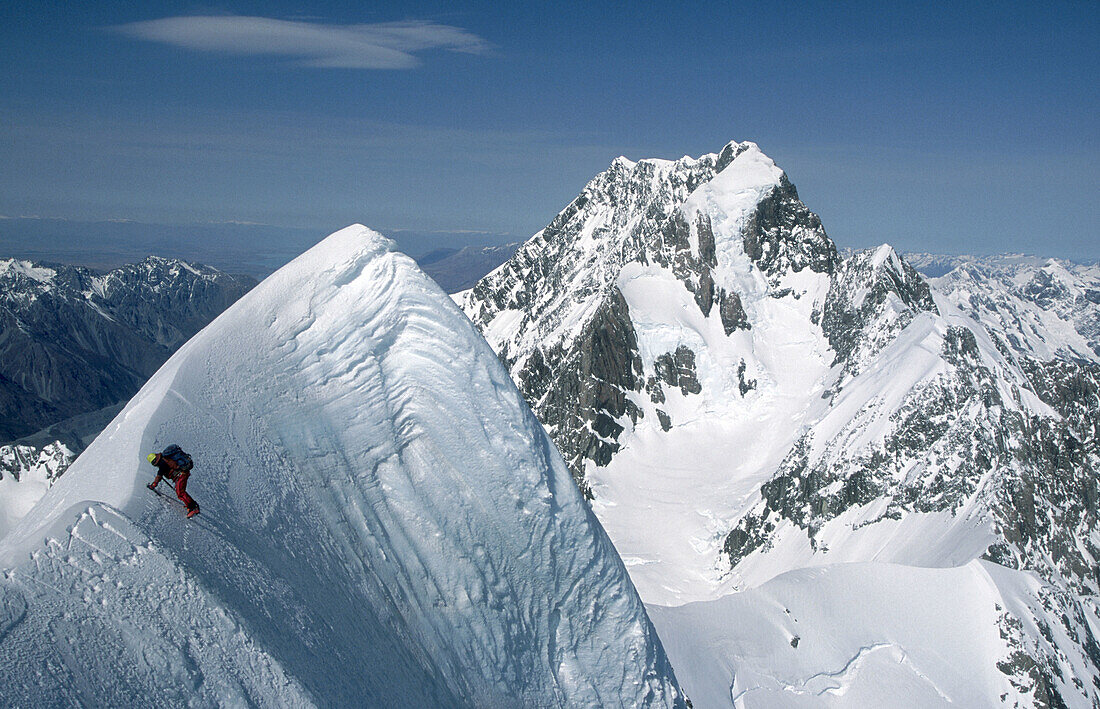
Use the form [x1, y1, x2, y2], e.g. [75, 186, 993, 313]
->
[113, 16, 491, 69]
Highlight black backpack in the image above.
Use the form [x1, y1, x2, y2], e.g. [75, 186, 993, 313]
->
[161, 444, 193, 472]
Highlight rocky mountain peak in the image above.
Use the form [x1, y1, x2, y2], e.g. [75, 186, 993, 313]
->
[462, 141, 836, 495]
[462, 145, 1100, 705]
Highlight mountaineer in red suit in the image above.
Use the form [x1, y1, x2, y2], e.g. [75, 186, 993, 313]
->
[146, 444, 200, 518]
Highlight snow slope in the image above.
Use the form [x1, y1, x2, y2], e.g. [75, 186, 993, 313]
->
[0, 225, 683, 707]
[649, 561, 1094, 708]
[0, 256, 253, 532]
[595, 148, 836, 604]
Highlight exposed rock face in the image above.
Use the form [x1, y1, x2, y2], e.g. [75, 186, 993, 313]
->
[654, 346, 702, 396]
[516, 287, 644, 495]
[1021, 358, 1099, 454]
[820, 245, 938, 373]
[925, 255, 1100, 601]
[463, 150, 738, 489]
[462, 143, 1100, 705]
[741, 174, 837, 281]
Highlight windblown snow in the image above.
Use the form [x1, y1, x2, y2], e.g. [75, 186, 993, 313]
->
[0, 226, 683, 707]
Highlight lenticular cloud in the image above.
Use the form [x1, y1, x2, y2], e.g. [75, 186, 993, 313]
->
[114, 16, 491, 69]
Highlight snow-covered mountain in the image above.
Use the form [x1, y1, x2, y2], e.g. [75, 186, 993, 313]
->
[908, 252, 1100, 365]
[461, 142, 1099, 706]
[0, 257, 253, 532]
[0, 226, 684, 707]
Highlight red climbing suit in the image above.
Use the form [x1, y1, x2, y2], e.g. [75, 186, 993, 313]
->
[152, 454, 198, 512]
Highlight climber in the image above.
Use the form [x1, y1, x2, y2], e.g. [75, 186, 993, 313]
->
[146, 444, 200, 518]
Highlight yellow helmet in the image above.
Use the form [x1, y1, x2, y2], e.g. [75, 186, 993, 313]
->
[147, 453, 158, 465]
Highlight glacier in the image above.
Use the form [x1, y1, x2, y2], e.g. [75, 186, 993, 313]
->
[0, 226, 683, 707]
[649, 559, 1096, 708]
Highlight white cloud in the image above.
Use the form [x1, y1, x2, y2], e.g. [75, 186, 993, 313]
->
[113, 16, 491, 69]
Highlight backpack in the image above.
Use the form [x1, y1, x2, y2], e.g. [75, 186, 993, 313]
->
[161, 444, 193, 472]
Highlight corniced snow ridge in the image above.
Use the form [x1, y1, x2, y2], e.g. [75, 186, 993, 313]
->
[0, 225, 685, 708]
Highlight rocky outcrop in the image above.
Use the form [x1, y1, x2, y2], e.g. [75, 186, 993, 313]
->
[654, 346, 702, 396]
[742, 175, 838, 281]
[516, 288, 643, 495]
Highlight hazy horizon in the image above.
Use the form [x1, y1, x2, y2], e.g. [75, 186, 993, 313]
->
[2, 2, 1096, 264]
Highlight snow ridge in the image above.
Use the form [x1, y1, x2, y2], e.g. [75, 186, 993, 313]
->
[0, 256, 253, 535]
[0, 226, 683, 707]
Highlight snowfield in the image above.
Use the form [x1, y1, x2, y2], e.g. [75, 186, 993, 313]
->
[0, 226, 684, 707]
[649, 560, 1091, 708]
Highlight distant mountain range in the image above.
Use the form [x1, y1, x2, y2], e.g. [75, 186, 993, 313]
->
[0, 257, 254, 441]
[417, 243, 520, 293]
[0, 216, 518, 280]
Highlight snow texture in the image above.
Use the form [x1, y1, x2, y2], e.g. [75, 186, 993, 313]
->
[649, 561, 1094, 708]
[0, 226, 683, 707]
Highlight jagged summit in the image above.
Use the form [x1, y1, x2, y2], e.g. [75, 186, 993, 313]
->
[0, 225, 684, 707]
[462, 142, 1100, 705]
[607, 139, 756, 171]
[463, 139, 835, 519]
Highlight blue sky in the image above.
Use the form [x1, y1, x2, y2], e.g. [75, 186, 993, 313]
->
[2, 1, 1097, 261]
